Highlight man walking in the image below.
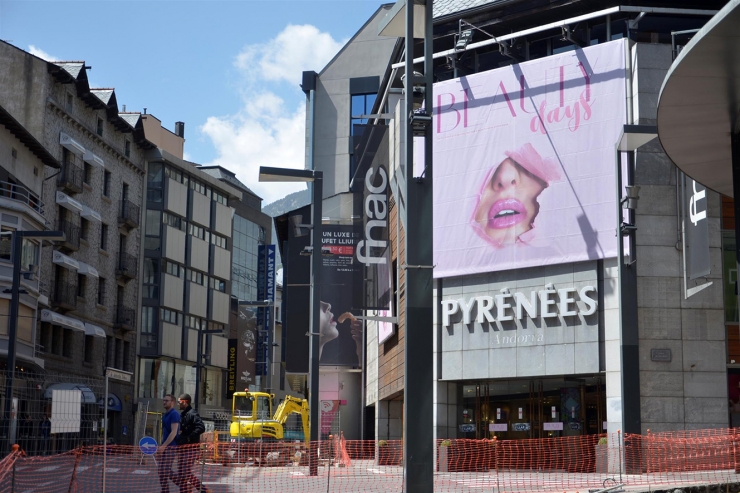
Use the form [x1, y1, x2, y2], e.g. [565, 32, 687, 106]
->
[175, 394, 207, 493]
[156, 394, 180, 493]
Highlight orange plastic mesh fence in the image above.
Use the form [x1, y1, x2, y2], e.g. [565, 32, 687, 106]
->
[1, 430, 740, 492]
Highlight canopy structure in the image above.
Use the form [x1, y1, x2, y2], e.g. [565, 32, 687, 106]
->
[43, 383, 97, 404]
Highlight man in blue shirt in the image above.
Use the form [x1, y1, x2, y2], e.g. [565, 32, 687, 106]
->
[156, 394, 180, 493]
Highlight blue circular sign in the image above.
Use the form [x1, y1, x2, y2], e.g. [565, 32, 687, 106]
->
[139, 436, 158, 455]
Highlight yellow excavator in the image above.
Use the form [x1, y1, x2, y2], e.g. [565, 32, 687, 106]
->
[229, 391, 310, 444]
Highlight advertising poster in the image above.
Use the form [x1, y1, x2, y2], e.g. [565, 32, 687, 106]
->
[433, 40, 627, 278]
[235, 303, 258, 389]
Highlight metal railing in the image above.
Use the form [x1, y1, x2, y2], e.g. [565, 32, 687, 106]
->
[51, 280, 77, 310]
[118, 200, 139, 228]
[0, 180, 43, 215]
[55, 219, 80, 251]
[56, 163, 83, 193]
[115, 305, 136, 330]
[116, 252, 137, 280]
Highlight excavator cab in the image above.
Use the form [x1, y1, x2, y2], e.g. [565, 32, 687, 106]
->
[232, 393, 272, 420]
[230, 391, 282, 441]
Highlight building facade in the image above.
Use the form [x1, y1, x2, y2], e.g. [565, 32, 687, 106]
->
[349, 0, 732, 447]
[136, 139, 241, 417]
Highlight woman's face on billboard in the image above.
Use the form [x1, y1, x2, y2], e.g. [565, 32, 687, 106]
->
[319, 301, 338, 342]
[473, 158, 546, 245]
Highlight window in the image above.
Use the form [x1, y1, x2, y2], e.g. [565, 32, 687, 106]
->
[123, 341, 131, 372]
[80, 218, 90, 241]
[140, 307, 157, 350]
[188, 269, 205, 285]
[84, 335, 94, 363]
[143, 258, 160, 298]
[147, 162, 163, 203]
[83, 162, 92, 185]
[210, 277, 226, 292]
[77, 273, 86, 298]
[124, 139, 131, 158]
[211, 232, 227, 249]
[20, 238, 38, 271]
[63, 328, 74, 358]
[213, 190, 227, 205]
[0, 227, 12, 262]
[190, 179, 210, 197]
[161, 308, 180, 325]
[62, 147, 77, 167]
[208, 321, 224, 332]
[165, 166, 183, 183]
[163, 260, 184, 279]
[97, 277, 106, 305]
[103, 171, 111, 197]
[350, 93, 377, 135]
[66, 93, 74, 112]
[96, 117, 104, 137]
[122, 183, 129, 202]
[162, 212, 184, 230]
[186, 316, 204, 330]
[52, 326, 62, 355]
[100, 224, 109, 251]
[188, 223, 208, 241]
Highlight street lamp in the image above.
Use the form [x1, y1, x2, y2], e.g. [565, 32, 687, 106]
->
[2, 230, 65, 454]
[614, 124, 656, 445]
[259, 166, 322, 476]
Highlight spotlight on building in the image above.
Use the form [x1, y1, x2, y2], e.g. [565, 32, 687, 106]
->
[289, 214, 313, 237]
[621, 186, 641, 210]
[456, 28, 474, 51]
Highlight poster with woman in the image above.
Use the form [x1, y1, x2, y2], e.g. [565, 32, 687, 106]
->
[432, 39, 627, 278]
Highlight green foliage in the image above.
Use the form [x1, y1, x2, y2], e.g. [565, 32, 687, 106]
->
[598, 437, 608, 446]
[440, 439, 452, 447]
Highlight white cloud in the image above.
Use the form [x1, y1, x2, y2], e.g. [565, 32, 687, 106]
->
[201, 24, 345, 205]
[28, 45, 56, 62]
[234, 24, 345, 85]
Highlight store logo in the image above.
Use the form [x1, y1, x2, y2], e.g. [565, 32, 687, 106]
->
[356, 166, 388, 265]
[441, 285, 597, 327]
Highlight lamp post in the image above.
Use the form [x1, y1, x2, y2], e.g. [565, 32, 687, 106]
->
[614, 124, 656, 454]
[2, 230, 64, 454]
[259, 166, 322, 476]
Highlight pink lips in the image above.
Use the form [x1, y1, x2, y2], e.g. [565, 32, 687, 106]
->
[487, 198, 527, 229]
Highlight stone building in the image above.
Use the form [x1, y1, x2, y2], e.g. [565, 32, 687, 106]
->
[0, 40, 156, 446]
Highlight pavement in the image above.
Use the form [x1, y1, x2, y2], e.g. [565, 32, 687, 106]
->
[2, 454, 738, 492]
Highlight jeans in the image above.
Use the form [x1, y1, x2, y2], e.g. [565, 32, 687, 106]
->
[175, 444, 205, 493]
[157, 447, 177, 493]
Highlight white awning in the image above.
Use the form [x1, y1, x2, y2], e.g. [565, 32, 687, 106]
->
[81, 205, 102, 223]
[83, 150, 104, 168]
[40, 309, 85, 332]
[84, 323, 106, 338]
[55, 191, 83, 214]
[77, 262, 99, 278]
[43, 383, 97, 404]
[52, 250, 79, 271]
[59, 132, 85, 156]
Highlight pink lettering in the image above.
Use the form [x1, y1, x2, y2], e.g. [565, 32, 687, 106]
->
[494, 81, 517, 118]
[436, 93, 460, 133]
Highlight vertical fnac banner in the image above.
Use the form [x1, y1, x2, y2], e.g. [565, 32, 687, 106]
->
[352, 124, 393, 312]
[433, 40, 627, 278]
[684, 175, 710, 279]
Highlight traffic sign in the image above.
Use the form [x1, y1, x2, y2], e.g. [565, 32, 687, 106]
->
[139, 436, 158, 455]
[105, 368, 133, 383]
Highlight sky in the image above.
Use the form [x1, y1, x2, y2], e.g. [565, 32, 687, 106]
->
[0, 0, 385, 205]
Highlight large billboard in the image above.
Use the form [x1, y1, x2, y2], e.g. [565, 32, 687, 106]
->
[433, 40, 626, 278]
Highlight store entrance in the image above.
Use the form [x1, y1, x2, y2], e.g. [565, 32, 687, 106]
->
[460, 375, 605, 440]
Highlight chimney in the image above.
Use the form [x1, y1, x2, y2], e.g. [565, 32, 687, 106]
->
[175, 121, 185, 138]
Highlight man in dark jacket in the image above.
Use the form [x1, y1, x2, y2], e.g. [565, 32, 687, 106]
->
[175, 394, 207, 493]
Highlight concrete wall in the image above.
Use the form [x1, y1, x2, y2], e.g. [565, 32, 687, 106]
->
[312, 5, 397, 199]
[162, 274, 184, 311]
[166, 178, 187, 217]
[164, 226, 185, 264]
[632, 42, 728, 433]
[190, 236, 209, 272]
[191, 191, 211, 227]
[188, 282, 207, 318]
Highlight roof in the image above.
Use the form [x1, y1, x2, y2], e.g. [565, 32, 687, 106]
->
[433, 0, 501, 19]
[0, 104, 60, 169]
[198, 166, 262, 200]
[657, 0, 740, 197]
[147, 149, 243, 200]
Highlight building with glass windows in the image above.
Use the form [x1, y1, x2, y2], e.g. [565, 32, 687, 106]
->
[136, 133, 242, 415]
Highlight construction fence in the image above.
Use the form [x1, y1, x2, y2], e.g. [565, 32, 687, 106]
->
[2, 428, 740, 492]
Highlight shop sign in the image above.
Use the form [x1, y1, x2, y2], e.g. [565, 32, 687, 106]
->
[543, 422, 564, 431]
[459, 424, 476, 433]
[441, 285, 597, 327]
[569, 423, 581, 431]
[512, 423, 530, 432]
[651, 348, 672, 362]
[489, 423, 508, 432]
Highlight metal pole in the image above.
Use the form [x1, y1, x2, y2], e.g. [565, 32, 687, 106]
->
[103, 375, 108, 493]
[403, 1, 434, 491]
[731, 133, 740, 343]
[194, 325, 202, 409]
[308, 171, 323, 477]
[3, 232, 22, 454]
[266, 302, 272, 392]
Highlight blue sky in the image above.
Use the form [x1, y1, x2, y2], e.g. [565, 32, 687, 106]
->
[0, 0, 384, 204]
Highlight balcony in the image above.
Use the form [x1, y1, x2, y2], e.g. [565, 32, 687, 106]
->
[0, 180, 44, 216]
[56, 163, 83, 194]
[55, 219, 80, 252]
[115, 305, 136, 331]
[51, 280, 77, 312]
[116, 252, 138, 281]
[118, 200, 140, 229]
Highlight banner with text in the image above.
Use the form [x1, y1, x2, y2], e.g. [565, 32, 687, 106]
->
[433, 40, 627, 278]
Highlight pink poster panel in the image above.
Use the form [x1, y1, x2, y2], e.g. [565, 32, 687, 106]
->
[432, 40, 627, 278]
